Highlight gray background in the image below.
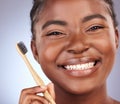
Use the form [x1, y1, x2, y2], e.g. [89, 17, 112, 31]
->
[0, 0, 120, 103]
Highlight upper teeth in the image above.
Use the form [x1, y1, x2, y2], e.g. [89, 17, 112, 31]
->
[64, 62, 95, 70]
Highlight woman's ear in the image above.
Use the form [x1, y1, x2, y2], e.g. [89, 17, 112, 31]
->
[115, 28, 119, 49]
[31, 40, 39, 63]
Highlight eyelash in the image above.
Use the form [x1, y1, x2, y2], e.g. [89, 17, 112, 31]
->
[46, 31, 63, 36]
[87, 25, 104, 32]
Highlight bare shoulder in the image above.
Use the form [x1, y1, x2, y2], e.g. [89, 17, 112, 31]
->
[114, 100, 120, 104]
[116, 101, 120, 104]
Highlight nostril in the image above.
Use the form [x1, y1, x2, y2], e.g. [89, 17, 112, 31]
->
[84, 47, 89, 52]
[67, 50, 76, 54]
[67, 47, 89, 54]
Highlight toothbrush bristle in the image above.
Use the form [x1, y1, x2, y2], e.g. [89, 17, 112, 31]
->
[17, 41, 28, 54]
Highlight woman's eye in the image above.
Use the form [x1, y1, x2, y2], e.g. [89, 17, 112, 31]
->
[87, 25, 104, 32]
[45, 31, 67, 39]
[46, 31, 63, 36]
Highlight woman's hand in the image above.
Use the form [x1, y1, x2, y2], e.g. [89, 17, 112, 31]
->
[19, 83, 55, 104]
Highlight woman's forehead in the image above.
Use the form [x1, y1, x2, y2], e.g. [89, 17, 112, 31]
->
[43, 0, 108, 14]
[40, 0, 109, 20]
[35, 0, 113, 30]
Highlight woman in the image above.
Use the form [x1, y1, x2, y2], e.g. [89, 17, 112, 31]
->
[19, 0, 120, 103]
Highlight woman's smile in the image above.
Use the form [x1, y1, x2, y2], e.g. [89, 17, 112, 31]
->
[57, 57, 101, 77]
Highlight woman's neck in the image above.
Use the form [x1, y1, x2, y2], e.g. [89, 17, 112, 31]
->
[54, 84, 114, 104]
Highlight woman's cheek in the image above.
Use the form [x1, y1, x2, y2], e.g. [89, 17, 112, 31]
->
[92, 34, 115, 55]
[39, 43, 62, 63]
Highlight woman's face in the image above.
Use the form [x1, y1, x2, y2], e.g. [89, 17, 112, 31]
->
[32, 0, 119, 94]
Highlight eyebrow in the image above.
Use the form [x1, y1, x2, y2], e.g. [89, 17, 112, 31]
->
[42, 14, 107, 30]
[82, 14, 107, 23]
[42, 20, 67, 30]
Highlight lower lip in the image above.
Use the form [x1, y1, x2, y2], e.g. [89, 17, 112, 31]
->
[60, 62, 101, 77]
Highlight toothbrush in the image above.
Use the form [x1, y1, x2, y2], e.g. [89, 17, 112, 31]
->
[16, 41, 56, 104]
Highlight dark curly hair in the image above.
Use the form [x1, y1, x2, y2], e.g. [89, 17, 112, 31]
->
[30, 0, 118, 40]
[30, 0, 46, 40]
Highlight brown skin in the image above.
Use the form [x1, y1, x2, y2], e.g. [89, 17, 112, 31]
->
[19, 0, 119, 104]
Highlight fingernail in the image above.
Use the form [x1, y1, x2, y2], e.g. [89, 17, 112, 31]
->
[41, 86, 46, 89]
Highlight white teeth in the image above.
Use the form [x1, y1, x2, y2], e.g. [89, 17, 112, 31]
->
[65, 62, 95, 70]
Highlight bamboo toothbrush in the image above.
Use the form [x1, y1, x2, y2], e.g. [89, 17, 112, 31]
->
[16, 41, 56, 104]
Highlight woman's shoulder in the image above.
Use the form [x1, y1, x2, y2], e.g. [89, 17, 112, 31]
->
[114, 99, 120, 104]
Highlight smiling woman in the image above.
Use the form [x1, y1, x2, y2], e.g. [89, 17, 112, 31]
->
[19, 0, 120, 104]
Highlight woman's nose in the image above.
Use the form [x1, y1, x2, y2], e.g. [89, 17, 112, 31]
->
[66, 35, 89, 54]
